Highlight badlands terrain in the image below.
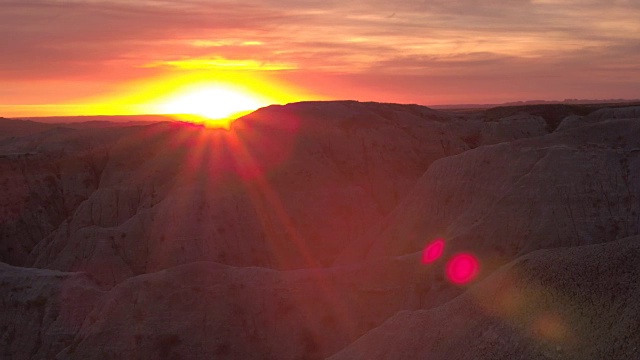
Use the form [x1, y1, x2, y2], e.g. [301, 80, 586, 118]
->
[1, 100, 640, 359]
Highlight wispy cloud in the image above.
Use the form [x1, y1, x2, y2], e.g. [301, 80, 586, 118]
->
[144, 57, 296, 71]
[1, 0, 639, 106]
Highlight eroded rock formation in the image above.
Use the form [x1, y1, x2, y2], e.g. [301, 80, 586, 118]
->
[2, 101, 640, 359]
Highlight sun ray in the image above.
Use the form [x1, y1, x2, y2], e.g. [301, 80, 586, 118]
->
[221, 124, 361, 337]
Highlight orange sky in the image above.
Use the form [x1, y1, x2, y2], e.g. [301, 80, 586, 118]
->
[1, 0, 639, 117]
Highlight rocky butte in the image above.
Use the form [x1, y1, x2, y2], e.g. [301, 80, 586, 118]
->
[1, 100, 640, 359]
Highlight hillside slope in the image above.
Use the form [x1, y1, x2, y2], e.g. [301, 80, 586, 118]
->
[331, 235, 640, 360]
[1, 101, 639, 359]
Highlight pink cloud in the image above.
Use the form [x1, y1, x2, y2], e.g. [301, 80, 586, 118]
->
[1, 0, 639, 109]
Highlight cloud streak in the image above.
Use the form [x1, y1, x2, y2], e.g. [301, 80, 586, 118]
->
[1, 0, 639, 109]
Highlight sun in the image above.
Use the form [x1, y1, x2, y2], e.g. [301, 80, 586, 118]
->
[81, 71, 316, 127]
[155, 84, 269, 128]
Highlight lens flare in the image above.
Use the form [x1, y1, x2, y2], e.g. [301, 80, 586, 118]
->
[446, 253, 480, 284]
[533, 312, 568, 342]
[422, 238, 445, 264]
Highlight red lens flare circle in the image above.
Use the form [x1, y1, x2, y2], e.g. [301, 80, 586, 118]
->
[446, 253, 480, 284]
[422, 239, 445, 264]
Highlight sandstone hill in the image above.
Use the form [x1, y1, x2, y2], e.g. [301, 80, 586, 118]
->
[330, 235, 640, 360]
[1, 101, 639, 359]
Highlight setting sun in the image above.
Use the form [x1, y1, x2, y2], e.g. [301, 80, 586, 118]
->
[154, 84, 269, 127]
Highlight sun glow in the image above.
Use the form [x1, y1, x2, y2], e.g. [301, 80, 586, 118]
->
[155, 84, 269, 128]
[21, 71, 318, 125]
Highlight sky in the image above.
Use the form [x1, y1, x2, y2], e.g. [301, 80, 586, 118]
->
[1, 0, 639, 117]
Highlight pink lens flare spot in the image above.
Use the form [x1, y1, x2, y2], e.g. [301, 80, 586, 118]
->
[422, 238, 446, 264]
[446, 253, 480, 285]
